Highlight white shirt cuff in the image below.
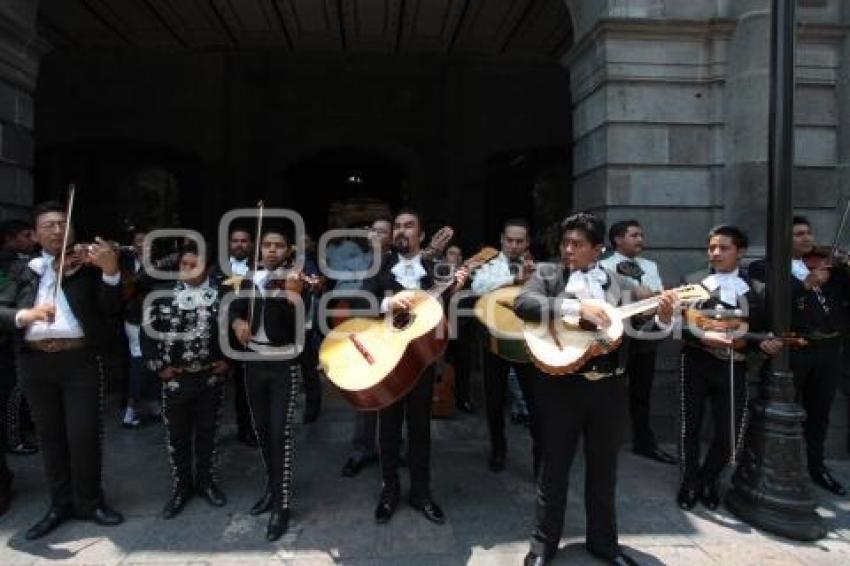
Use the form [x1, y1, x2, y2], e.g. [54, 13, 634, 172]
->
[14, 310, 25, 328]
[560, 299, 580, 318]
[380, 297, 391, 314]
[654, 314, 676, 333]
[102, 272, 121, 286]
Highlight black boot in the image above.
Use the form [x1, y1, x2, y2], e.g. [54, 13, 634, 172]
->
[162, 489, 193, 519]
[266, 509, 290, 541]
[250, 489, 274, 515]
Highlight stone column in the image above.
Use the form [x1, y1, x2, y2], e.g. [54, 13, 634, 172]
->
[0, 0, 45, 220]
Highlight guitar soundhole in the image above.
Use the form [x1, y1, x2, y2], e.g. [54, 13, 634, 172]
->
[392, 312, 416, 331]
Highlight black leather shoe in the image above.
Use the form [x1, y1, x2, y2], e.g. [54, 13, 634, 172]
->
[700, 481, 720, 510]
[250, 490, 274, 515]
[488, 452, 506, 473]
[162, 491, 192, 519]
[677, 485, 699, 510]
[523, 551, 550, 566]
[374, 486, 400, 524]
[198, 483, 227, 507]
[633, 444, 677, 465]
[266, 510, 289, 541]
[409, 496, 445, 524]
[810, 467, 847, 496]
[455, 399, 474, 414]
[84, 504, 124, 526]
[8, 441, 38, 456]
[25, 506, 72, 540]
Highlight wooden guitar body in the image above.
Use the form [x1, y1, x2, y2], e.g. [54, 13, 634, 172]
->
[523, 299, 623, 375]
[319, 290, 448, 410]
[431, 359, 455, 418]
[474, 285, 530, 364]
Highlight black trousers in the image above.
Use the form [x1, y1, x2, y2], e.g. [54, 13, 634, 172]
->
[379, 369, 434, 499]
[791, 337, 842, 471]
[350, 410, 378, 461]
[233, 362, 252, 437]
[483, 352, 540, 464]
[0, 349, 11, 476]
[625, 341, 660, 449]
[161, 372, 224, 493]
[245, 361, 299, 510]
[530, 372, 627, 560]
[299, 336, 322, 415]
[446, 319, 473, 404]
[679, 348, 746, 489]
[18, 348, 104, 514]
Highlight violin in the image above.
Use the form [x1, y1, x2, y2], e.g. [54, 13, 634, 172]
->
[684, 308, 807, 349]
[802, 245, 849, 272]
[263, 270, 326, 294]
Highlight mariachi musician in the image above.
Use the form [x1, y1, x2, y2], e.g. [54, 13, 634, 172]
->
[514, 212, 677, 566]
[230, 226, 307, 542]
[471, 218, 539, 474]
[362, 209, 468, 526]
[0, 200, 125, 540]
[678, 225, 782, 512]
[748, 215, 849, 496]
[142, 243, 230, 519]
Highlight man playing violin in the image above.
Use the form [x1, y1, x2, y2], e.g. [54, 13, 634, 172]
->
[515, 212, 677, 566]
[0, 201, 125, 539]
[749, 216, 849, 496]
[229, 227, 307, 541]
[600, 220, 675, 466]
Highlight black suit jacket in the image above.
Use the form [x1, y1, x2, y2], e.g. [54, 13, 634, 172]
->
[0, 259, 123, 351]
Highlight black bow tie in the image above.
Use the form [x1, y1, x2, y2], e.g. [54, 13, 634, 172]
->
[616, 259, 644, 281]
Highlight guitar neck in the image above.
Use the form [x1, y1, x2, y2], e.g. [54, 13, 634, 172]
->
[616, 295, 661, 320]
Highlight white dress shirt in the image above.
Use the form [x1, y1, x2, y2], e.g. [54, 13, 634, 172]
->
[791, 259, 810, 282]
[471, 252, 516, 294]
[701, 269, 750, 306]
[559, 264, 608, 318]
[380, 254, 427, 313]
[598, 251, 663, 292]
[230, 256, 250, 276]
[20, 251, 121, 340]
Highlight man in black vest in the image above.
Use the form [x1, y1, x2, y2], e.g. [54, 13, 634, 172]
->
[363, 209, 468, 526]
[0, 201, 124, 539]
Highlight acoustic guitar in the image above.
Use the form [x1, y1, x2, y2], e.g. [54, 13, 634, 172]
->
[523, 284, 710, 375]
[319, 247, 499, 410]
[474, 285, 530, 364]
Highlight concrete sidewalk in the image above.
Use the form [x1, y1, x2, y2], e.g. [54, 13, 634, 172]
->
[0, 391, 847, 565]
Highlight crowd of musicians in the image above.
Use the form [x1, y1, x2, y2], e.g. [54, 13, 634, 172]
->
[0, 200, 848, 566]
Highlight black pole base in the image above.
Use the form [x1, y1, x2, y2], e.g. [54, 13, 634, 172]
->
[725, 374, 825, 542]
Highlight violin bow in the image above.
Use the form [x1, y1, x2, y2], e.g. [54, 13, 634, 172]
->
[52, 184, 76, 307]
[829, 197, 850, 259]
[247, 200, 264, 331]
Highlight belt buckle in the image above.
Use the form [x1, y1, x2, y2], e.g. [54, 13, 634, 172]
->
[583, 371, 606, 381]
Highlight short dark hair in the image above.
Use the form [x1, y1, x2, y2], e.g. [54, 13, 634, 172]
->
[708, 224, 749, 250]
[394, 208, 422, 229]
[0, 219, 32, 242]
[792, 215, 810, 227]
[31, 201, 66, 225]
[261, 228, 289, 245]
[503, 218, 530, 235]
[177, 242, 213, 266]
[561, 212, 606, 247]
[229, 226, 254, 240]
[608, 219, 641, 248]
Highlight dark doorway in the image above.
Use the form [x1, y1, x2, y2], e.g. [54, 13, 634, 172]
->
[484, 146, 572, 261]
[284, 148, 407, 234]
